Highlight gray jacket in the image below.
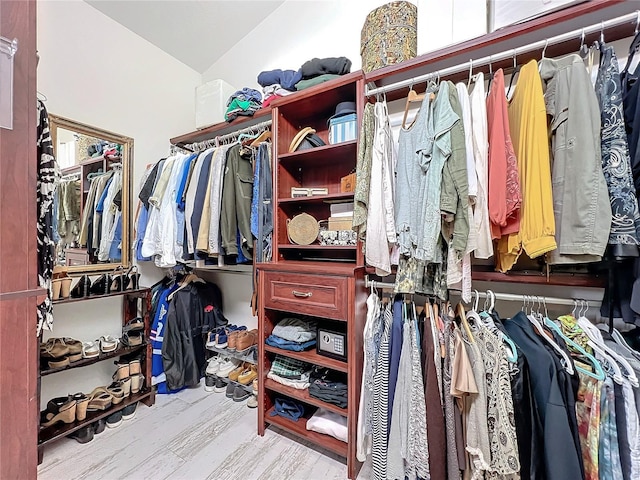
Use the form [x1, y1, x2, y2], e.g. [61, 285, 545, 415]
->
[539, 55, 611, 264]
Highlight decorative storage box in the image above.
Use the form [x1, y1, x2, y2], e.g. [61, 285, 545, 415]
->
[360, 1, 417, 74]
[318, 221, 357, 246]
[329, 113, 357, 144]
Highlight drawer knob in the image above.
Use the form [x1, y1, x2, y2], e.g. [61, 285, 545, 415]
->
[292, 290, 313, 298]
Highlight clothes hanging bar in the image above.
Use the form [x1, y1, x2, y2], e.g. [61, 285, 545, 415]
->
[366, 10, 640, 97]
[364, 276, 601, 308]
[181, 119, 272, 152]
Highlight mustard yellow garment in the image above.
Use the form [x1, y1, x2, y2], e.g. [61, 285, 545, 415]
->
[496, 60, 557, 272]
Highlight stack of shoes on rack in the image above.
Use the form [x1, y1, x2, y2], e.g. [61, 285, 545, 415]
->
[40, 337, 84, 369]
[224, 362, 258, 402]
[265, 317, 317, 352]
[64, 266, 141, 300]
[204, 355, 241, 393]
[51, 266, 73, 300]
[308, 366, 347, 409]
[121, 317, 145, 347]
[206, 324, 247, 350]
[267, 355, 313, 390]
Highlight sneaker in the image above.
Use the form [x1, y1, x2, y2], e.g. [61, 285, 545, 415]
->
[229, 363, 247, 382]
[247, 394, 258, 408]
[205, 331, 217, 348]
[204, 375, 216, 392]
[215, 332, 228, 349]
[206, 356, 222, 375]
[106, 410, 123, 429]
[213, 377, 227, 393]
[217, 358, 241, 377]
[68, 425, 94, 444]
[93, 418, 106, 435]
[225, 382, 236, 398]
[121, 402, 138, 420]
[252, 379, 258, 395]
[232, 386, 251, 402]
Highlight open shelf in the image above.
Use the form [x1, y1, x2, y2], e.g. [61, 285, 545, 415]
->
[278, 192, 354, 205]
[265, 405, 348, 457]
[40, 343, 146, 376]
[264, 378, 347, 417]
[52, 287, 149, 305]
[206, 343, 257, 365]
[278, 140, 357, 166]
[38, 389, 153, 446]
[265, 345, 348, 373]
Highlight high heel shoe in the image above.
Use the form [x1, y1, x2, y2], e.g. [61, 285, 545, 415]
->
[60, 277, 73, 299]
[52, 279, 62, 300]
[69, 275, 91, 298]
[126, 266, 140, 290]
[40, 397, 76, 428]
[110, 266, 126, 292]
[72, 393, 90, 422]
[89, 274, 112, 296]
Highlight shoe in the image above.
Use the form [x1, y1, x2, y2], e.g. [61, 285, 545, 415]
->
[233, 386, 251, 402]
[113, 362, 130, 380]
[205, 375, 216, 392]
[122, 331, 143, 347]
[89, 274, 111, 296]
[205, 331, 217, 348]
[215, 332, 228, 349]
[63, 338, 84, 363]
[106, 410, 123, 428]
[60, 277, 73, 299]
[237, 365, 258, 385]
[126, 266, 141, 290]
[52, 279, 62, 301]
[123, 317, 144, 332]
[68, 425, 94, 444]
[72, 392, 90, 421]
[110, 266, 127, 292]
[69, 275, 91, 298]
[99, 335, 119, 353]
[229, 363, 248, 382]
[121, 402, 138, 420]
[227, 331, 240, 352]
[206, 356, 223, 375]
[47, 357, 70, 369]
[40, 397, 76, 427]
[40, 338, 70, 360]
[217, 358, 241, 378]
[131, 373, 145, 394]
[213, 377, 227, 393]
[128, 359, 141, 376]
[252, 379, 258, 395]
[247, 394, 258, 408]
[82, 341, 100, 359]
[86, 388, 112, 412]
[225, 382, 236, 398]
[106, 384, 125, 405]
[119, 377, 132, 397]
[236, 329, 258, 352]
[93, 418, 106, 435]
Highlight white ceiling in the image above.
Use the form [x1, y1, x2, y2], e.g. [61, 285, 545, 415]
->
[85, 0, 286, 73]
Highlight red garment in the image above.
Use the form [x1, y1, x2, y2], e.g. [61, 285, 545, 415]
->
[262, 94, 282, 108]
[486, 69, 522, 239]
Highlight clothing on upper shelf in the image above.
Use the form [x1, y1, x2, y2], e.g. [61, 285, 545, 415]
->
[135, 137, 272, 268]
[299, 56, 351, 79]
[257, 70, 301, 91]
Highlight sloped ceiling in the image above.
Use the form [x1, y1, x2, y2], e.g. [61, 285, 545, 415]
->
[85, 0, 286, 73]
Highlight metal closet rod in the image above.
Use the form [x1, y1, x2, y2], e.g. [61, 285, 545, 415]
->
[366, 10, 640, 97]
[364, 277, 601, 308]
[182, 119, 272, 152]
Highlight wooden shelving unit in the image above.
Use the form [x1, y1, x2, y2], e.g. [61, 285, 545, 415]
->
[257, 73, 366, 480]
[38, 288, 154, 463]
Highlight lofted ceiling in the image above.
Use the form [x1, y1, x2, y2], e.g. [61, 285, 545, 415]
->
[85, 0, 286, 73]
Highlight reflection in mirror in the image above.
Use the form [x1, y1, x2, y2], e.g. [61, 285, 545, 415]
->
[50, 115, 132, 272]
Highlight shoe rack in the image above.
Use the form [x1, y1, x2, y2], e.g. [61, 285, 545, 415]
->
[37, 288, 155, 463]
[206, 344, 258, 396]
[257, 73, 367, 480]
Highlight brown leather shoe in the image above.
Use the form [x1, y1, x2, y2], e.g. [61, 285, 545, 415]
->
[229, 363, 248, 382]
[238, 365, 258, 385]
[236, 329, 258, 353]
[40, 338, 70, 360]
[227, 331, 240, 352]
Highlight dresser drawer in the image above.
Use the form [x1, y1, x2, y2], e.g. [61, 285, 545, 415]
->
[263, 271, 348, 321]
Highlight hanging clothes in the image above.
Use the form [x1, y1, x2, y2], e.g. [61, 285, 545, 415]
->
[208, 144, 232, 255]
[36, 99, 59, 334]
[353, 102, 375, 245]
[371, 302, 392, 480]
[497, 60, 557, 272]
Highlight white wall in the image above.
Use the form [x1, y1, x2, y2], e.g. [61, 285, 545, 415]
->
[202, 0, 487, 90]
[38, 0, 201, 406]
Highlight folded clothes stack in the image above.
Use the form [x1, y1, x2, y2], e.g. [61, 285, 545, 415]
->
[306, 408, 348, 443]
[225, 87, 263, 122]
[257, 69, 300, 106]
[269, 396, 305, 422]
[296, 56, 352, 91]
[308, 366, 348, 409]
[265, 317, 317, 352]
[267, 354, 313, 390]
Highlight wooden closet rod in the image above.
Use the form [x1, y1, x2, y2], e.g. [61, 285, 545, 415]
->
[366, 10, 640, 97]
[364, 276, 601, 308]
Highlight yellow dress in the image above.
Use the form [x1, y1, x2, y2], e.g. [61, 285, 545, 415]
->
[496, 59, 557, 272]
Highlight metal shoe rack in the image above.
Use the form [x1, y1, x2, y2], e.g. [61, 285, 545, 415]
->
[206, 344, 257, 394]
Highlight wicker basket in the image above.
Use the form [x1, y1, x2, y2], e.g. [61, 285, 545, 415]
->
[286, 213, 320, 245]
[360, 1, 417, 74]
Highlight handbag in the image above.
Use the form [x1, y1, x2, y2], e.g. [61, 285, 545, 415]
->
[288, 127, 326, 152]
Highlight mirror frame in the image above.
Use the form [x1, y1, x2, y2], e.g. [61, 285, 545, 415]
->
[49, 114, 134, 274]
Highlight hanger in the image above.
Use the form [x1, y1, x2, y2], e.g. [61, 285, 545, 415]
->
[467, 58, 474, 88]
[167, 272, 205, 301]
[610, 328, 640, 362]
[250, 130, 272, 147]
[401, 80, 427, 129]
[455, 302, 475, 343]
[506, 50, 521, 99]
[37, 91, 48, 102]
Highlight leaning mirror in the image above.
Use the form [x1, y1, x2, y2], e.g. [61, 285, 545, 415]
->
[49, 114, 133, 272]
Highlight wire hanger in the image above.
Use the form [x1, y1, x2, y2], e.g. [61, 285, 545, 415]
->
[579, 28, 589, 59]
[467, 58, 474, 88]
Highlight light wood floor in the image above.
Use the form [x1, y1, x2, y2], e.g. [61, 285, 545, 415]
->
[38, 382, 371, 480]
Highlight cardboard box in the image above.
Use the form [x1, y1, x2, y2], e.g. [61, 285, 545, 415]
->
[328, 216, 353, 231]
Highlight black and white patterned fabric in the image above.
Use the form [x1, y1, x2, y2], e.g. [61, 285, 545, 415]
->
[36, 100, 58, 335]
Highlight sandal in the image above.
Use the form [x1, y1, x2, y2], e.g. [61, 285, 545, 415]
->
[106, 385, 125, 405]
[63, 338, 83, 363]
[69, 275, 91, 298]
[89, 273, 112, 296]
[123, 317, 144, 333]
[40, 397, 76, 428]
[110, 266, 127, 292]
[47, 357, 70, 369]
[122, 331, 143, 347]
[86, 388, 112, 412]
[118, 377, 132, 397]
[113, 361, 130, 380]
[126, 265, 140, 290]
[40, 338, 70, 360]
[82, 341, 100, 359]
[128, 359, 141, 376]
[131, 374, 145, 394]
[72, 393, 90, 421]
[99, 335, 119, 353]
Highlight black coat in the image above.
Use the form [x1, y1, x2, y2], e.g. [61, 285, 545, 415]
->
[162, 282, 227, 391]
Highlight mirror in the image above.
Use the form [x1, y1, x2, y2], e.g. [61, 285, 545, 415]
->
[49, 114, 133, 272]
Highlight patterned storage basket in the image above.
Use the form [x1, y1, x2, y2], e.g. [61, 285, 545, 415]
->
[360, 1, 418, 74]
